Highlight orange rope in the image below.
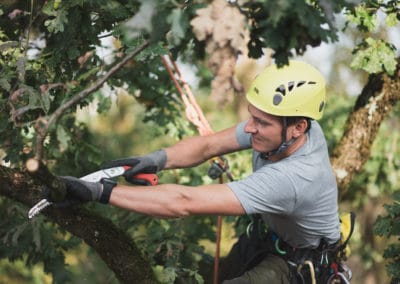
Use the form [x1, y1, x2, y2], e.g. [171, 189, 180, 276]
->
[169, 59, 213, 135]
[161, 54, 225, 284]
[161, 56, 213, 136]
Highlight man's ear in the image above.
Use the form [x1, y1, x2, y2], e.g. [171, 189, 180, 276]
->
[291, 119, 308, 138]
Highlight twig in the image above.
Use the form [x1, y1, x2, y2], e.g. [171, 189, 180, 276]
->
[34, 40, 150, 159]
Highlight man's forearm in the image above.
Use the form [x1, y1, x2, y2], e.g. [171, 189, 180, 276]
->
[164, 126, 240, 169]
[108, 183, 245, 217]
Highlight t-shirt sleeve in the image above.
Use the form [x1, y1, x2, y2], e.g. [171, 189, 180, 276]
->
[236, 121, 252, 148]
[227, 166, 297, 215]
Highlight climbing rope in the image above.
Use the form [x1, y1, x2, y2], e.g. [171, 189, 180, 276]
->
[161, 54, 233, 284]
[161, 55, 213, 136]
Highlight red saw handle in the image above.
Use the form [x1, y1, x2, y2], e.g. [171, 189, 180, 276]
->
[123, 166, 158, 186]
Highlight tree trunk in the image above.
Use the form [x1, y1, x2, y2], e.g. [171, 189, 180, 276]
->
[0, 165, 157, 284]
[331, 65, 400, 197]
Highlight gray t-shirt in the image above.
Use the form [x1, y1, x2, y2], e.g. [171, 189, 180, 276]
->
[227, 120, 340, 248]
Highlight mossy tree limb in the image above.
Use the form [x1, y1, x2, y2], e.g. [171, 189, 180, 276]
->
[331, 64, 400, 197]
[0, 165, 158, 284]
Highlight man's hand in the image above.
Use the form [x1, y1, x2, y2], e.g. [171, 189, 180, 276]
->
[102, 150, 167, 183]
[48, 176, 117, 207]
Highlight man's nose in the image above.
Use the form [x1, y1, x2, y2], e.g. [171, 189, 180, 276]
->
[244, 119, 257, 133]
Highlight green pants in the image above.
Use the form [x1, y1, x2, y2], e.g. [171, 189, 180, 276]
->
[219, 239, 290, 284]
[222, 254, 290, 284]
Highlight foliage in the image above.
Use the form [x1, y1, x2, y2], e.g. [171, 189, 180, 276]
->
[0, 0, 399, 283]
[242, 0, 350, 64]
[345, 0, 400, 75]
[0, 199, 80, 283]
[374, 191, 400, 284]
[343, 2, 400, 278]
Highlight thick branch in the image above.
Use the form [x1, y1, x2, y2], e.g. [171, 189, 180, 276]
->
[35, 40, 150, 159]
[0, 165, 157, 284]
[331, 66, 400, 197]
[26, 158, 66, 202]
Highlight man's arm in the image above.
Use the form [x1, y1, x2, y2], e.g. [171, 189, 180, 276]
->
[164, 125, 242, 169]
[109, 125, 245, 217]
[109, 182, 245, 218]
[56, 125, 247, 217]
[101, 124, 245, 178]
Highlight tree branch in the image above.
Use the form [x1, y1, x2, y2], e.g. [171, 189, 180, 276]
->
[0, 165, 157, 284]
[331, 64, 400, 197]
[34, 40, 151, 160]
[26, 158, 66, 201]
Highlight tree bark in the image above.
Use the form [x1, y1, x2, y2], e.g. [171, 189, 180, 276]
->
[331, 64, 400, 197]
[0, 165, 157, 284]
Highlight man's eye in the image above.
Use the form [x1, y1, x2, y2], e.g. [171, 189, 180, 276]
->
[255, 118, 267, 127]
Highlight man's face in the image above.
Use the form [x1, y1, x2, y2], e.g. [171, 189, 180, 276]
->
[244, 104, 284, 153]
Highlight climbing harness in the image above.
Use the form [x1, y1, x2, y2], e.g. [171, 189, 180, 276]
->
[240, 213, 355, 284]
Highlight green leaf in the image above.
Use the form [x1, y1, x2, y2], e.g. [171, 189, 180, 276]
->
[393, 191, 400, 202]
[392, 219, 400, 235]
[0, 77, 11, 91]
[26, 87, 41, 108]
[383, 244, 400, 259]
[76, 66, 101, 82]
[346, 5, 377, 32]
[43, 7, 69, 34]
[166, 9, 187, 45]
[11, 223, 29, 246]
[386, 261, 400, 279]
[96, 93, 112, 113]
[32, 222, 42, 252]
[128, 40, 167, 61]
[351, 38, 397, 75]
[56, 126, 71, 152]
[385, 12, 398, 27]
[153, 265, 177, 283]
[23, 85, 52, 113]
[373, 215, 391, 236]
[194, 272, 205, 284]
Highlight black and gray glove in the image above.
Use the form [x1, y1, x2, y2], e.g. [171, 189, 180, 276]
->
[48, 176, 117, 207]
[102, 149, 167, 183]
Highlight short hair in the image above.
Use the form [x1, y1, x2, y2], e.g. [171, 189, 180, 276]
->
[284, 117, 312, 133]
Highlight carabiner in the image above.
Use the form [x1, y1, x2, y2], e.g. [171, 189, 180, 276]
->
[274, 239, 287, 255]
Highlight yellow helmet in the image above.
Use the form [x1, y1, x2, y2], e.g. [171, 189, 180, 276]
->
[246, 60, 326, 120]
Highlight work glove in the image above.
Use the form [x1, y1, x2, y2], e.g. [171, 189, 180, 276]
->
[45, 176, 117, 207]
[102, 149, 167, 183]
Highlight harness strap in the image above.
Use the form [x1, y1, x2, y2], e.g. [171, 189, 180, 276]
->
[244, 216, 348, 283]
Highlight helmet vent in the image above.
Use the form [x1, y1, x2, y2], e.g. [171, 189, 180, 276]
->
[319, 101, 325, 112]
[270, 80, 322, 107]
[275, 85, 286, 96]
[288, 81, 295, 91]
[273, 94, 283, 105]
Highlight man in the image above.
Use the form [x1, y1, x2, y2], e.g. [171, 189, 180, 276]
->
[57, 61, 341, 283]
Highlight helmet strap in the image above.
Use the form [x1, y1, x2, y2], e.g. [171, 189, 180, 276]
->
[261, 117, 297, 160]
